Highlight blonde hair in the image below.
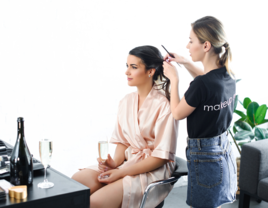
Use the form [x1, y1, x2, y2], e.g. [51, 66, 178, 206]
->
[191, 16, 234, 78]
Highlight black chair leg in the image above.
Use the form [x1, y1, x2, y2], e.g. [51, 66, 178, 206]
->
[239, 190, 250, 208]
[155, 200, 164, 208]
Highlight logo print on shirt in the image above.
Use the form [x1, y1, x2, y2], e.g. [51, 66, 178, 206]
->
[204, 94, 236, 111]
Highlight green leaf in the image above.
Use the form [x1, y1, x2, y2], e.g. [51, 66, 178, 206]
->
[234, 110, 247, 119]
[233, 126, 238, 134]
[238, 141, 250, 147]
[255, 104, 267, 125]
[247, 102, 259, 125]
[249, 134, 255, 140]
[236, 79, 241, 83]
[244, 117, 255, 128]
[234, 95, 238, 111]
[239, 100, 243, 106]
[258, 119, 268, 125]
[234, 120, 252, 131]
[243, 97, 252, 109]
[238, 118, 246, 122]
[255, 127, 268, 140]
[234, 130, 254, 141]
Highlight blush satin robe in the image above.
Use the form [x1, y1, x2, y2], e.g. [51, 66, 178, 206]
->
[87, 86, 178, 208]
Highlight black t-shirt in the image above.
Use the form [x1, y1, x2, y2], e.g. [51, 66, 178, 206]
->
[184, 66, 236, 138]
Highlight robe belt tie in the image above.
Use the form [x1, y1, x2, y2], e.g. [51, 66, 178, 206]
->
[131, 148, 152, 158]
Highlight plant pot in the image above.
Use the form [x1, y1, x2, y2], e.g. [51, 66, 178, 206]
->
[236, 157, 240, 195]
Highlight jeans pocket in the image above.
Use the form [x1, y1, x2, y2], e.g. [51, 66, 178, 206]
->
[194, 157, 223, 188]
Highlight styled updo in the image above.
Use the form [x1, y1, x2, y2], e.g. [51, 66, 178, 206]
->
[129, 45, 170, 101]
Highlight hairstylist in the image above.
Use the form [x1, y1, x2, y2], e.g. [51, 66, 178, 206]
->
[163, 16, 237, 208]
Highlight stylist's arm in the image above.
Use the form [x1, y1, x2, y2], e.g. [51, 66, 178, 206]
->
[163, 61, 195, 120]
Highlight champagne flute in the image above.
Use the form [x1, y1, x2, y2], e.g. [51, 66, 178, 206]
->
[98, 137, 109, 179]
[98, 136, 109, 162]
[38, 138, 54, 189]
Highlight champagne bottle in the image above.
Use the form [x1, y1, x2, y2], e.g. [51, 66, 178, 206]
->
[10, 117, 33, 185]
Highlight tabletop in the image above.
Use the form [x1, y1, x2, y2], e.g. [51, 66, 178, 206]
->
[0, 141, 90, 208]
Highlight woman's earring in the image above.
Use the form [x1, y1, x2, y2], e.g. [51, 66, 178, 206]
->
[149, 75, 151, 78]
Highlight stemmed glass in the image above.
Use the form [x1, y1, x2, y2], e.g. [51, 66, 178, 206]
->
[98, 136, 109, 162]
[38, 138, 54, 189]
[98, 136, 109, 179]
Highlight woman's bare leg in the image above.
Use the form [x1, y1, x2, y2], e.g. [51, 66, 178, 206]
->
[71, 169, 105, 195]
[90, 179, 123, 208]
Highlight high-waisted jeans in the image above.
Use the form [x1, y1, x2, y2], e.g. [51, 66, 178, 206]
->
[186, 131, 237, 208]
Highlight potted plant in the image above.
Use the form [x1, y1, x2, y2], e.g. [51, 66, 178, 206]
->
[228, 93, 268, 195]
[229, 96, 268, 154]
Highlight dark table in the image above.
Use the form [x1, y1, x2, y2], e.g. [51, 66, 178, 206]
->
[0, 141, 90, 208]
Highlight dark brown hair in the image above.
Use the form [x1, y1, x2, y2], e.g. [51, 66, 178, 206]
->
[129, 46, 170, 101]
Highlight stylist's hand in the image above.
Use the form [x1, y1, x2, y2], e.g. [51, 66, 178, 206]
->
[97, 154, 117, 172]
[163, 61, 179, 83]
[164, 53, 188, 65]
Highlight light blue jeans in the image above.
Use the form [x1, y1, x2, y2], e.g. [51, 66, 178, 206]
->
[186, 131, 237, 208]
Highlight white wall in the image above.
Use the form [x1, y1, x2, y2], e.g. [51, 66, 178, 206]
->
[0, 0, 267, 177]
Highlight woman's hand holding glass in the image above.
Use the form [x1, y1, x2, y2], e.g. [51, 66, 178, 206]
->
[98, 136, 115, 173]
[97, 154, 117, 172]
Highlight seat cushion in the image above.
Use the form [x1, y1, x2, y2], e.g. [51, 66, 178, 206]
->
[240, 140, 268, 195]
[258, 178, 268, 202]
[172, 157, 188, 177]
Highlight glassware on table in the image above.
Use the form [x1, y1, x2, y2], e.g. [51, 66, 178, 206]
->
[37, 138, 54, 189]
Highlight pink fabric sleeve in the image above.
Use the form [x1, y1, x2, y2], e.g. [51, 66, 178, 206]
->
[109, 105, 130, 147]
[151, 112, 178, 162]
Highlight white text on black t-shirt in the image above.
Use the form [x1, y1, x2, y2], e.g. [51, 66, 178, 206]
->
[203, 93, 236, 111]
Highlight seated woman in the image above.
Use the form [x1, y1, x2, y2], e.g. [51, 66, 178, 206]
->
[72, 45, 179, 208]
